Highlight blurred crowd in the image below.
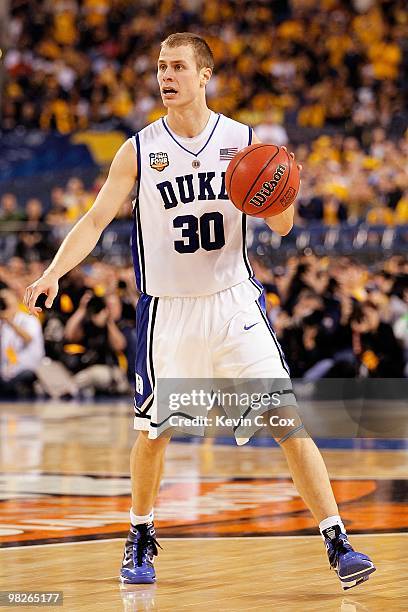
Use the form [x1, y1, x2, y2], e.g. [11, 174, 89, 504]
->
[0, 259, 138, 398]
[2, 0, 407, 137]
[253, 252, 408, 379]
[1, 253, 407, 399]
[0, 174, 132, 263]
[1, 0, 407, 397]
[280, 129, 407, 225]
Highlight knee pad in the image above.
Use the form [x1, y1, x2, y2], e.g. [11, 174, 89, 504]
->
[264, 405, 307, 445]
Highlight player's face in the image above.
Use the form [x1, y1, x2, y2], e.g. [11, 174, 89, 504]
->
[157, 45, 208, 108]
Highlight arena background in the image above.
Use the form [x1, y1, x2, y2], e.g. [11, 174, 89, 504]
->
[0, 1, 407, 610]
[0, 0, 407, 396]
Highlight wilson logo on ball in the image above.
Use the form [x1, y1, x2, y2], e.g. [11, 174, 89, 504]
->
[280, 187, 296, 208]
[249, 164, 287, 207]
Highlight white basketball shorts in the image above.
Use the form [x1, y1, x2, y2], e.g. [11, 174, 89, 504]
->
[133, 277, 296, 442]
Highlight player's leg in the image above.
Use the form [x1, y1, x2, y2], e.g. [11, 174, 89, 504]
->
[121, 293, 211, 584]
[130, 431, 170, 516]
[212, 278, 376, 590]
[121, 431, 170, 585]
[279, 432, 338, 522]
[278, 433, 375, 589]
[121, 294, 164, 584]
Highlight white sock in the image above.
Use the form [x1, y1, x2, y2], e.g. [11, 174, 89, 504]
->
[319, 515, 346, 540]
[130, 508, 154, 526]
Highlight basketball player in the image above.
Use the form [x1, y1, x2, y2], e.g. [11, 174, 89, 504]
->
[24, 33, 375, 591]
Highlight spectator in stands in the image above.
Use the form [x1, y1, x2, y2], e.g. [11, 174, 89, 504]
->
[54, 267, 88, 320]
[0, 193, 25, 231]
[392, 284, 408, 376]
[0, 287, 45, 397]
[271, 252, 408, 379]
[63, 291, 129, 396]
[115, 272, 138, 382]
[49, 187, 68, 216]
[275, 298, 333, 379]
[15, 198, 53, 261]
[254, 110, 289, 146]
[63, 178, 93, 222]
[366, 201, 394, 225]
[395, 189, 408, 224]
[322, 195, 348, 225]
[39, 266, 88, 364]
[350, 301, 405, 378]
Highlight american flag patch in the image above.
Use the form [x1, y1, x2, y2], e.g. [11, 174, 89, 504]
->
[220, 147, 238, 160]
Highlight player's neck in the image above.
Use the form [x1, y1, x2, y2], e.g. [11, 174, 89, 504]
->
[166, 105, 211, 138]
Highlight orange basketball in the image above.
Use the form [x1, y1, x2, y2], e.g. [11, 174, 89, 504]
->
[225, 144, 300, 218]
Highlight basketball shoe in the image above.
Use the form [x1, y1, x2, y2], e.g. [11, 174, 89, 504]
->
[120, 522, 161, 584]
[323, 525, 376, 590]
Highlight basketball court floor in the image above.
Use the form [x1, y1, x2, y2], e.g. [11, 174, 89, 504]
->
[0, 400, 407, 611]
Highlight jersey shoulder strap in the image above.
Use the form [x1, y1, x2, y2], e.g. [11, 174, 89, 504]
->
[136, 118, 164, 144]
[218, 114, 253, 145]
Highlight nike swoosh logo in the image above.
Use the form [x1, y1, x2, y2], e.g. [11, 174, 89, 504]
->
[123, 551, 132, 565]
[244, 323, 259, 331]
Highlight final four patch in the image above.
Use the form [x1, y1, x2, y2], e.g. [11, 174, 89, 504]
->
[149, 152, 169, 172]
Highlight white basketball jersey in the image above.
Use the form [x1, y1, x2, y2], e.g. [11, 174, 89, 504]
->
[131, 111, 253, 297]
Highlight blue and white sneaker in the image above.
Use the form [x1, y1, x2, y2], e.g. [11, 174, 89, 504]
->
[323, 525, 376, 590]
[120, 522, 161, 584]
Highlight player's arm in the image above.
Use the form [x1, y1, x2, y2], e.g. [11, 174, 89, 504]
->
[251, 132, 297, 236]
[24, 139, 137, 315]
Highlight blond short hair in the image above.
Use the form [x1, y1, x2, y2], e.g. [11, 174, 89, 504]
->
[160, 32, 214, 71]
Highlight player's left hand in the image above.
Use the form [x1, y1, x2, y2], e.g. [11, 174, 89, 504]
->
[24, 272, 59, 316]
[282, 146, 302, 173]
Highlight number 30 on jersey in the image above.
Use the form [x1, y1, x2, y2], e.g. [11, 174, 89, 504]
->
[173, 212, 225, 253]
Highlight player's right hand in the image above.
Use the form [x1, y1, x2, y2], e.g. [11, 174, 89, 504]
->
[24, 273, 59, 316]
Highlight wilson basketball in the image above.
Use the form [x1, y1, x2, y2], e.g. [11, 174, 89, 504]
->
[225, 144, 300, 217]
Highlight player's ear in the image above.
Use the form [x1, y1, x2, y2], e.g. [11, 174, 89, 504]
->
[200, 67, 212, 87]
